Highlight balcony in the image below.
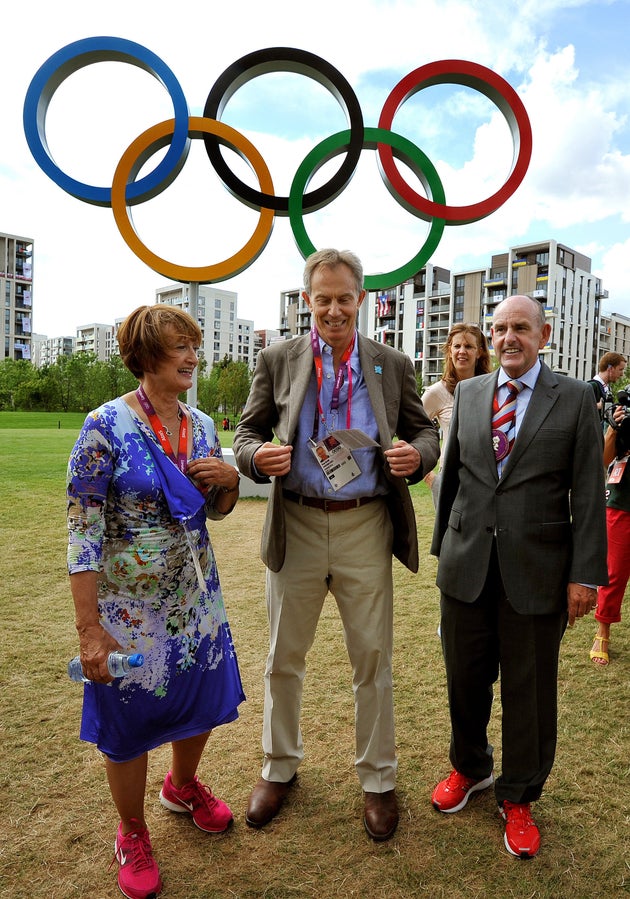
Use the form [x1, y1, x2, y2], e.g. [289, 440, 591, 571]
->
[428, 301, 451, 314]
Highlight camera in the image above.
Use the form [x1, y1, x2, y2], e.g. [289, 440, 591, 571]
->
[605, 389, 630, 441]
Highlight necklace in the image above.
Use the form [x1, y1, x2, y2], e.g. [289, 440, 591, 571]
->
[136, 386, 189, 473]
[163, 407, 183, 436]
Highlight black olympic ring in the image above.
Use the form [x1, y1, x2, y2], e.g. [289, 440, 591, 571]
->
[203, 47, 364, 215]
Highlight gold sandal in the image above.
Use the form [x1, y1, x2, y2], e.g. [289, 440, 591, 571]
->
[589, 633, 609, 666]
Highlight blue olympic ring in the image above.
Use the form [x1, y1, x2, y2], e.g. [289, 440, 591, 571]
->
[23, 36, 190, 207]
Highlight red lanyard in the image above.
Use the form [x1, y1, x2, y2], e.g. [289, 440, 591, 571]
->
[310, 326, 354, 437]
[136, 385, 188, 473]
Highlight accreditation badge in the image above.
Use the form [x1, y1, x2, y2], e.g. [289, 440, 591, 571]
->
[607, 454, 629, 485]
[309, 435, 361, 491]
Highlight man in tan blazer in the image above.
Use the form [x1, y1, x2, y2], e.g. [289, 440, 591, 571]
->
[431, 295, 607, 858]
[234, 248, 439, 841]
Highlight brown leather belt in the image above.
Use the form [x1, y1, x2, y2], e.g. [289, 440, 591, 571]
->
[282, 489, 378, 513]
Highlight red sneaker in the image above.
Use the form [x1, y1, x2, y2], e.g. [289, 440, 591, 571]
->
[500, 801, 541, 858]
[159, 771, 233, 833]
[113, 819, 162, 899]
[431, 770, 494, 813]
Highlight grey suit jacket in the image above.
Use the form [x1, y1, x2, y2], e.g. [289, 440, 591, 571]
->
[233, 333, 440, 573]
[431, 362, 608, 614]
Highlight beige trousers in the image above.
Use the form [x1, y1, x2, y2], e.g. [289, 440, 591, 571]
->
[261, 497, 396, 792]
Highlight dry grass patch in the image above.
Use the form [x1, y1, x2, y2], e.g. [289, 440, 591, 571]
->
[1, 430, 629, 898]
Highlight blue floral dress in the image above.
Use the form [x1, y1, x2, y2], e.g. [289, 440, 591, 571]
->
[67, 397, 245, 762]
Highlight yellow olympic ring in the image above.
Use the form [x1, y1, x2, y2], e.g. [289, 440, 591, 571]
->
[111, 116, 275, 282]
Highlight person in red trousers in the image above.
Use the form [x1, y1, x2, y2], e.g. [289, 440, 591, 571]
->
[590, 402, 630, 666]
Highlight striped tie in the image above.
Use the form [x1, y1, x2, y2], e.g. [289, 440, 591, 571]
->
[492, 380, 523, 461]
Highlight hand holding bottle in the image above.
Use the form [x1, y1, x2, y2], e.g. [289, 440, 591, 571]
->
[68, 651, 144, 683]
[73, 617, 122, 683]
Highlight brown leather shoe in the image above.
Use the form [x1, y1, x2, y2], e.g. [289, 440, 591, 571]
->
[245, 775, 297, 828]
[363, 789, 399, 841]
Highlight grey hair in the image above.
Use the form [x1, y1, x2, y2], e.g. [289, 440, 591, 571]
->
[303, 248, 364, 296]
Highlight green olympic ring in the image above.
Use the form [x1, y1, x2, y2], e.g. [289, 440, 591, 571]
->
[290, 127, 446, 289]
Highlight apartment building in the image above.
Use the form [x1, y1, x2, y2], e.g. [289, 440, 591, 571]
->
[253, 328, 282, 368]
[37, 334, 75, 367]
[75, 323, 115, 362]
[474, 239, 607, 381]
[155, 283, 255, 370]
[368, 265, 452, 382]
[1, 231, 33, 361]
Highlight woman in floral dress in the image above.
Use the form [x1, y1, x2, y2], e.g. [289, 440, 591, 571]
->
[67, 305, 245, 899]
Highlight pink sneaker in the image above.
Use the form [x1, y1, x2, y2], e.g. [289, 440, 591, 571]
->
[113, 819, 162, 899]
[159, 771, 233, 833]
[431, 770, 494, 813]
[500, 801, 541, 858]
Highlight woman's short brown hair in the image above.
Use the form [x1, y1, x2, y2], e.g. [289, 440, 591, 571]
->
[117, 305, 202, 379]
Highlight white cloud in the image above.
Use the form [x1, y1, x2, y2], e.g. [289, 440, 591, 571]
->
[522, 46, 630, 217]
[598, 240, 630, 314]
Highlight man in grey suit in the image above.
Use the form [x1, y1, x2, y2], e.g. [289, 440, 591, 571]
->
[431, 294, 607, 858]
[234, 248, 439, 841]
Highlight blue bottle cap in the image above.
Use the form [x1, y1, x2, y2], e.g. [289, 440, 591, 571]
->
[128, 653, 144, 668]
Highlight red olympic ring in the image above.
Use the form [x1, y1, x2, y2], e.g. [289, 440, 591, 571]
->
[377, 59, 532, 225]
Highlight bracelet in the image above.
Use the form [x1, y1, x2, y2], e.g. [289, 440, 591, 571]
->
[220, 474, 240, 494]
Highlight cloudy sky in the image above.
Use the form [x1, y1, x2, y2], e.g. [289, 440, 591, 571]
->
[3, 0, 630, 337]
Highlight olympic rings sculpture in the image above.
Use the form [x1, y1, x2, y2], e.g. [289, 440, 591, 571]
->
[23, 37, 532, 288]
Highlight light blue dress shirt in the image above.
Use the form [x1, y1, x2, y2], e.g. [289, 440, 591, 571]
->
[282, 333, 387, 499]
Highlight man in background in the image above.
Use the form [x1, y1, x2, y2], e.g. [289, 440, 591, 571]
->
[589, 352, 627, 425]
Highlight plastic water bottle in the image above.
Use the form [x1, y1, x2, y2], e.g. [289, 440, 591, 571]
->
[68, 651, 144, 682]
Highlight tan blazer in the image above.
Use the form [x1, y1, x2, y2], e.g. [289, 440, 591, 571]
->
[234, 333, 440, 573]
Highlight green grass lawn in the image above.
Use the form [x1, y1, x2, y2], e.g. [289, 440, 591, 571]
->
[0, 410, 87, 430]
[0, 410, 235, 447]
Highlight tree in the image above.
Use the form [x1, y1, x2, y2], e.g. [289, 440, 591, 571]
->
[218, 361, 251, 418]
[196, 358, 252, 421]
[0, 359, 35, 409]
[197, 361, 224, 416]
[101, 355, 138, 404]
